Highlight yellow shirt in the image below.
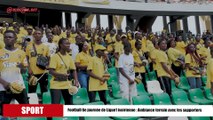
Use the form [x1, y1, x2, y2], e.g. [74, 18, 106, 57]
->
[197, 47, 211, 64]
[206, 59, 213, 88]
[185, 54, 201, 77]
[20, 27, 28, 36]
[176, 41, 186, 55]
[167, 48, 183, 66]
[0, 40, 5, 49]
[114, 41, 124, 68]
[141, 38, 148, 53]
[67, 37, 76, 44]
[75, 51, 91, 66]
[0, 48, 28, 90]
[0, 34, 3, 41]
[87, 56, 108, 91]
[146, 40, 155, 53]
[130, 39, 136, 50]
[105, 34, 116, 52]
[155, 50, 170, 77]
[59, 32, 66, 38]
[132, 50, 146, 73]
[150, 48, 159, 71]
[15, 33, 25, 49]
[49, 53, 76, 89]
[26, 43, 50, 74]
[53, 35, 60, 44]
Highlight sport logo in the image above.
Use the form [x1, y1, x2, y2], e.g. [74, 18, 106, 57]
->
[6, 7, 39, 14]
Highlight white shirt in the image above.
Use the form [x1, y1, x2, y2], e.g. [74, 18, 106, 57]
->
[44, 42, 58, 56]
[118, 53, 135, 80]
[41, 34, 48, 43]
[70, 43, 79, 61]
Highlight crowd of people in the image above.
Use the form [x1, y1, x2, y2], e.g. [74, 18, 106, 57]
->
[0, 21, 213, 115]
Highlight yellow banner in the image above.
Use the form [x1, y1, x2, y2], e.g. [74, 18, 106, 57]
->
[23, 0, 79, 6]
[82, 0, 110, 5]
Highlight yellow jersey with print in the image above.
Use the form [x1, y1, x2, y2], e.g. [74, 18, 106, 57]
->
[87, 56, 108, 91]
[167, 48, 184, 67]
[132, 49, 146, 73]
[53, 35, 60, 44]
[197, 47, 211, 64]
[196, 43, 203, 51]
[49, 53, 76, 89]
[114, 41, 124, 68]
[26, 43, 50, 74]
[185, 54, 201, 77]
[155, 50, 170, 77]
[176, 41, 186, 55]
[150, 48, 159, 71]
[105, 34, 116, 52]
[75, 51, 91, 67]
[0, 48, 28, 91]
[206, 58, 213, 88]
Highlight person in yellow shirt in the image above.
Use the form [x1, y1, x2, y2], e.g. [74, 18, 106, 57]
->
[206, 47, 213, 95]
[167, 40, 185, 76]
[197, 38, 211, 65]
[175, 36, 187, 55]
[66, 30, 76, 44]
[114, 34, 124, 69]
[156, 39, 178, 96]
[87, 45, 108, 104]
[0, 30, 28, 115]
[185, 43, 202, 89]
[75, 41, 91, 89]
[195, 35, 204, 51]
[149, 38, 159, 72]
[132, 41, 147, 91]
[26, 29, 50, 97]
[105, 29, 116, 54]
[49, 38, 79, 104]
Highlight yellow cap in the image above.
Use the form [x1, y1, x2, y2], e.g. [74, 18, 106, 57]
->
[94, 45, 106, 52]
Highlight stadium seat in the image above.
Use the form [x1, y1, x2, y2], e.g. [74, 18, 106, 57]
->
[108, 74, 118, 85]
[53, 117, 79, 120]
[147, 80, 164, 94]
[85, 101, 104, 105]
[106, 90, 115, 103]
[28, 93, 39, 104]
[132, 95, 151, 105]
[188, 88, 213, 105]
[136, 83, 149, 96]
[189, 117, 211, 120]
[110, 98, 129, 105]
[177, 77, 190, 91]
[201, 76, 207, 86]
[171, 90, 198, 105]
[171, 80, 181, 92]
[153, 93, 172, 105]
[109, 98, 139, 120]
[147, 71, 157, 81]
[203, 87, 213, 100]
[95, 92, 100, 101]
[42, 91, 51, 104]
[73, 88, 89, 105]
[111, 82, 122, 99]
[108, 67, 117, 75]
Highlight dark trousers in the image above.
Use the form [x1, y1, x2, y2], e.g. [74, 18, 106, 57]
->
[158, 76, 172, 96]
[135, 72, 147, 91]
[171, 64, 182, 76]
[50, 89, 73, 105]
[29, 73, 48, 94]
[0, 89, 28, 115]
[89, 90, 107, 104]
